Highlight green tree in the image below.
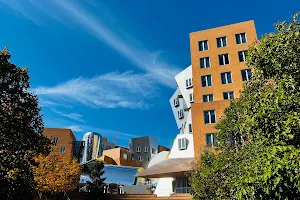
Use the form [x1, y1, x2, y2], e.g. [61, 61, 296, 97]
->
[85, 160, 106, 199]
[0, 47, 51, 199]
[190, 14, 300, 199]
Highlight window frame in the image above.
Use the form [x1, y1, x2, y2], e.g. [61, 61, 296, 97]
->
[186, 78, 193, 88]
[60, 147, 66, 153]
[241, 69, 252, 81]
[188, 124, 193, 133]
[138, 156, 143, 162]
[198, 40, 209, 51]
[218, 54, 230, 65]
[238, 50, 247, 62]
[223, 91, 235, 100]
[189, 93, 194, 103]
[53, 137, 58, 145]
[144, 146, 148, 153]
[221, 72, 232, 84]
[206, 133, 217, 147]
[203, 94, 214, 102]
[200, 57, 211, 68]
[216, 36, 227, 48]
[201, 75, 212, 87]
[235, 33, 247, 44]
[178, 138, 187, 150]
[178, 109, 184, 119]
[204, 110, 216, 124]
[136, 146, 141, 153]
[123, 153, 128, 160]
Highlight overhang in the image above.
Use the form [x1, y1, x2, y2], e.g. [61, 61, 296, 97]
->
[136, 158, 194, 178]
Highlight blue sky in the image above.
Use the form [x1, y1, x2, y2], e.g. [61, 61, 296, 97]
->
[0, 0, 298, 147]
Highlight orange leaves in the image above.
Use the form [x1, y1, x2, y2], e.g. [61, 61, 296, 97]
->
[32, 152, 82, 193]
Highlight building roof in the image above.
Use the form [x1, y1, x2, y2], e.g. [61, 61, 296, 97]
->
[136, 158, 194, 178]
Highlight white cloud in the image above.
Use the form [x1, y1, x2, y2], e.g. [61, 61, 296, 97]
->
[66, 125, 83, 132]
[0, 0, 180, 88]
[51, 108, 85, 123]
[33, 71, 155, 109]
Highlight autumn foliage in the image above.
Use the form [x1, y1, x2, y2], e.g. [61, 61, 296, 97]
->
[33, 152, 82, 193]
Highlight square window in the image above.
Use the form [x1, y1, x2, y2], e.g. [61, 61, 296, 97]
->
[136, 146, 141, 152]
[178, 138, 187, 150]
[200, 57, 210, 68]
[138, 156, 143, 162]
[216, 36, 227, 48]
[223, 91, 234, 100]
[60, 147, 66, 153]
[241, 69, 252, 81]
[201, 75, 212, 87]
[144, 147, 148, 153]
[204, 110, 216, 124]
[189, 93, 194, 103]
[203, 94, 214, 102]
[235, 33, 247, 44]
[198, 40, 208, 51]
[206, 133, 217, 147]
[218, 54, 230, 65]
[221, 72, 232, 84]
[238, 50, 247, 62]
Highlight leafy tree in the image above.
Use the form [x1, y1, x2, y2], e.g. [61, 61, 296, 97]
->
[85, 160, 106, 199]
[0, 47, 51, 199]
[32, 151, 82, 196]
[190, 14, 300, 199]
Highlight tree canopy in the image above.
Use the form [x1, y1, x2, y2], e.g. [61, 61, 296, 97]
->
[0, 47, 51, 199]
[190, 14, 300, 199]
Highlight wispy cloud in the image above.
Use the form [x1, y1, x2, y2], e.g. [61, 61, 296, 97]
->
[51, 108, 85, 123]
[0, 0, 180, 88]
[33, 71, 155, 109]
[66, 125, 84, 132]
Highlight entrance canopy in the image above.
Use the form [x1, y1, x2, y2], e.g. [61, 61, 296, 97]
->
[136, 158, 194, 178]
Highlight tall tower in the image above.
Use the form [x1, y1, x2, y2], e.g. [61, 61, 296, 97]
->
[189, 20, 257, 157]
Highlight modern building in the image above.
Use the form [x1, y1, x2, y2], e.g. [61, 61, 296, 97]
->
[81, 132, 103, 164]
[189, 20, 257, 157]
[129, 136, 158, 168]
[98, 147, 141, 167]
[103, 137, 116, 150]
[43, 128, 76, 158]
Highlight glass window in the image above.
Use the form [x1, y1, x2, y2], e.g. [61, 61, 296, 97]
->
[203, 94, 214, 102]
[238, 50, 247, 62]
[144, 147, 148, 152]
[189, 93, 194, 103]
[186, 78, 193, 88]
[223, 91, 234, 100]
[216, 36, 227, 48]
[178, 138, 187, 150]
[189, 124, 193, 133]
[201, 75, 212, 87]
[206, 133, 217, 147]
[221, 72, 232, 84]
[147, 156, 150, 161]
[60, 147, 66, 153]
[174, 97, 179, 107]
[53, 137, 58, 144]
[218, 54, 230, 65]
[136, 146, 141, 152]
[204, 110, 216, 124]
[241, 69, 252, 81]
[178, 109, 184, 119]
[200, 57, 210, 68]
[123, 153, 128, 160]
[198, 40, 208, 51]
[138, 156, 143, 162]
[235, 33, 247, 44]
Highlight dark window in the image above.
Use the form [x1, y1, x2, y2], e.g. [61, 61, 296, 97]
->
[238, 50, 247, 62]
[189, 124, 193, 133]
[53, 137, 58, 144]
[206, 133, 217, 147]
[147, 156, 150, 161]
[60, 147, 66, 153]
[218, 54, 230, 65]
[189, 93, 194, 103]
[204, 110, 216, 124]
[235, 33, 247, 44]
[201, 75, 212, 87]
[216, 36, 227, 48]
[241, 69, 252, 81]
[200, 57, 210, 68]
[198, 40, 208, 51]
[221, 72, 232, 84]
[203, 94, 214, 102]
[223, 91, 234, 100]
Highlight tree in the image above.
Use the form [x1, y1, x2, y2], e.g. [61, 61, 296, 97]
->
[0, 47, 52, 199]
[84, 160, 106, 199]
[190, 14, 300, 199]
[32, 152, 82, 196]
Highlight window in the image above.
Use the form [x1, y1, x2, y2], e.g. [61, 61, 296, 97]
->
[238, 50, 247, 62]
[53, 137, 58, 144]
[136, 146, 141, 152]
[60, 147, 66, 153]
[144, 147, 148, 153]
[174, 97, 179, 107]
[204, 110, 216, 124]
[123, 153, 128, 160]
[216, 36, 227, 48]
[188, 124, 193, 133]
[223, 91, 234, 100]
[186, 78, 193, 88]
[189, 93, 194, 103]
[200, 57, 210, 68]
[181, 122, 186, 132]
[203, 94, 214, 102]
[198, 40, 208, 51]
[178, 109, 184, 119]
[147, 156, 150, 161]
[218, 54, 230, 65]
[241, 69, 252, 81]
[221, 72, 232, 84]
[235, 33, 247, 44]
[201, 75, 212, 87]
[206, 133, 217, 147]
[178, 138, 187, 150]
[138, 156, 143, 162]
[152, 148, 156, 154]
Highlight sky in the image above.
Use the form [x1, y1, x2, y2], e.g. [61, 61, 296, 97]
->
[0, 0, 298, 148]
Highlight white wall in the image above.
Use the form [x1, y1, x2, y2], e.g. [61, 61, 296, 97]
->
[169, 134, 194, 159]
[175, 65, 193, 108]
[154, 178, 174, 197]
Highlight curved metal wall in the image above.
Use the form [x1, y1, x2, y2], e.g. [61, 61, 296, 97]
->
[81, 132, 103, 164]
